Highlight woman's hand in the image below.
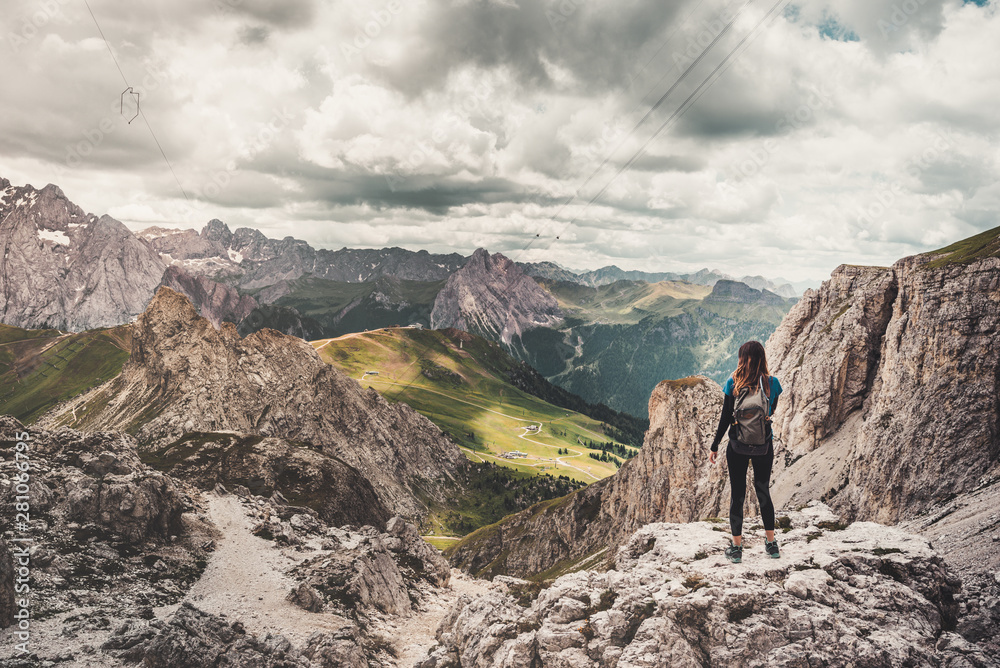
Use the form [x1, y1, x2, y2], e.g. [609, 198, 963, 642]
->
[709, 450, 718, 464]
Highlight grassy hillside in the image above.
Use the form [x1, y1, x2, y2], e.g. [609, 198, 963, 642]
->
[312, 327, 637, 485]
[539, 278, 712, 324]
[0, 324, 131, 423]
[922, 224, 1000, 268]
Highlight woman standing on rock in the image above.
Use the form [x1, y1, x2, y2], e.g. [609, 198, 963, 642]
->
[709, 340, 782, 563]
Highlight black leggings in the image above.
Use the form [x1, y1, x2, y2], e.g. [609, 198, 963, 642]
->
[726, 442, 775, 537]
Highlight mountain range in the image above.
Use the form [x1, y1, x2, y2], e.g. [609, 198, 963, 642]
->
[521, 260, 808, 297]
[0, 177, 801, 419]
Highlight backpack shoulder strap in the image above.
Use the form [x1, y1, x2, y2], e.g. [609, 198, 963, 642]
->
[759, 376, 770, 417]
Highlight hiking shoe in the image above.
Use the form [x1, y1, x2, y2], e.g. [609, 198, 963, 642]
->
[725, 540, 743, 564]
[765, 539, 780, 559]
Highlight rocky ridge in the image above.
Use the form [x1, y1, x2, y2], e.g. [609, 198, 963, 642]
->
[0, 179, 166, 330]
[142, 432, 393, 529]
[521, 262, 801, 297]
[38, 287, 468, 520]
[421, 503, 997, 667]
[173, 219, 468, 290]
[431, 248, 562, 345]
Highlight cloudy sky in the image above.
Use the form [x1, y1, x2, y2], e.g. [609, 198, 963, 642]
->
[1, 0, 997, 283]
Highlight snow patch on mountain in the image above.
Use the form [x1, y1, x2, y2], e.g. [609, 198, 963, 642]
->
[37, 228, 70, 246]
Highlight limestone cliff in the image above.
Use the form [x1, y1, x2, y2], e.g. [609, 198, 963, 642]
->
[38, 287, 468, 520]
[430, 248, 561, 345]
[766, 239, 1000, 525]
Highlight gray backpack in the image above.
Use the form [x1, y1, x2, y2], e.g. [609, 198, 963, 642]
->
[733, 376, 771, 446]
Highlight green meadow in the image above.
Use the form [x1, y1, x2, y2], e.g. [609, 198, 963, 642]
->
[0, 324, 131, 423]
[312, 327, 633, 483]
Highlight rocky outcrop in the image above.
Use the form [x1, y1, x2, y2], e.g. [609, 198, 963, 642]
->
[275, 513, 451, 618]
[766, 247, 1000, 525]
[900, 471, 1000, 650]
[0, 416, 187, 543]
[0, 537, 13, 628]
[0, 178, 166, 330]
[158, 265, 258, 328]
[423, 504, 996, 667]
[447, 378, 728, 579]
[430, 248, 561, 345]
[144, 433, 392, 528]
[384, 516, 452, 588]
[0, 416, 216, 666]
[39, 287, 468, 520]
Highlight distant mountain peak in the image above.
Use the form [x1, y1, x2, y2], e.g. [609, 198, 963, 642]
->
[0, 178, 165, 331]
[430, 248, 560, 344]
[201, 218, 233, 244]
[705, 279, 787, 305]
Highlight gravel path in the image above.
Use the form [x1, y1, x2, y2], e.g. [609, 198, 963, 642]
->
[158, 493, 348, 645]
[387, 571, 490, 667]
[159, 491, 492, 666]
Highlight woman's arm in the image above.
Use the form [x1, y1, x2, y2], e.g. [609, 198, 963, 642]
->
[710, 393, 735, 452]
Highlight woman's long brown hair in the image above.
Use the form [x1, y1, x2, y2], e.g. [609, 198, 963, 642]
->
[733, 340, 769, 395]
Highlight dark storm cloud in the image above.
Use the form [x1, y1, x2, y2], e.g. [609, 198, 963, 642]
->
[296, 170, 560, 216]
[238, 25, 271, 45]
[369, 0, 691, 97]
[915, 155, 994, 199]
[222, 0, 318, 29]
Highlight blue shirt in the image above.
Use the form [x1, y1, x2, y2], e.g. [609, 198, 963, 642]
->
[723, 375, 782, 416]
